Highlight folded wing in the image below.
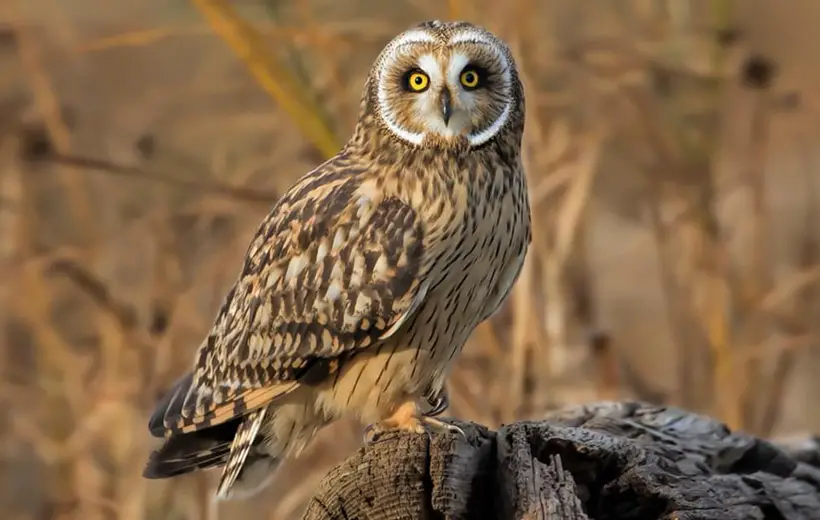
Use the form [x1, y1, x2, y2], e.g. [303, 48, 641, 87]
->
[152, 162, 434, 435]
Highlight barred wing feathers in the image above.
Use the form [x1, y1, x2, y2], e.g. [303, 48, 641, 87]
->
[152, 159, 432, 435]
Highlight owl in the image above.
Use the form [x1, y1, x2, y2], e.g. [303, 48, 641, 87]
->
[143, 19, 531, 501]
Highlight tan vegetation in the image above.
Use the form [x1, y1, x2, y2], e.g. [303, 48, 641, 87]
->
[0, 0, 817, 519]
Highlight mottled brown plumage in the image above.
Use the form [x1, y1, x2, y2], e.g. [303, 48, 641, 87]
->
[143, 19, 531, 500]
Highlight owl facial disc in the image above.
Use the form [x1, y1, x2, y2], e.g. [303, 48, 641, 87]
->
[374, 25, 515, 148]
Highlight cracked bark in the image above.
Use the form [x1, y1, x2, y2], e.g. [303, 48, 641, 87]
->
[302, 401, 820, 520]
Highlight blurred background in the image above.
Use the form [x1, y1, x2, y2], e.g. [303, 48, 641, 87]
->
[0, 0, 818, 518]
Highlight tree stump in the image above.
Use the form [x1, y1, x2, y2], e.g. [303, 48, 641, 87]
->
[301, 401, 820, 519]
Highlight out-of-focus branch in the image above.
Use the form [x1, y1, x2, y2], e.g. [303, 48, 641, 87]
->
[9, 4, 96, 244]
[47, 259, 138, 332]
[39, 153, 279, 204]
[72, 22, 397, 54]
[190, 0, 342, 159]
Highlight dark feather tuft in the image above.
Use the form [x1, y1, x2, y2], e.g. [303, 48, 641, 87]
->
[143, 417, 241, 479]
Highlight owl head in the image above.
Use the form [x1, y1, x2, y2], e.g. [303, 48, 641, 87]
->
[356, 20, 525, 150]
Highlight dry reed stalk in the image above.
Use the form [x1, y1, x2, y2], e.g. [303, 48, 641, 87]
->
[507, 220, 538, 421]
[190, 0, 341, 158]
[0, 106, 88, 520]
[35, 150, 263, 510]
[290, 1, 354, 132]
[655, 127, 733, 422]
[498, 3, 555, 420]
[533, 134, 599, 412]
[6, 148, 80, 520]
[472, 320, 508, 422]
[11, 15, 95, 243]
[0, 184, 273, 309]
[735, 86, 774, 432]
[552, 136, 600, 277]
[752, 145, 819, 435]
[72, 21, 399, 55]
[757, 266, 820, 316]
[505, 93, 542, 422]
[145, 216, 186, 388]
[661, 183, 734, 422]
[635, 84, 709, 412]
[699, 0, 749, 430]
[14, 21, 225, 520]
[622, 1, 748, 427]
[698, 218, 739, 428]
[10, 5, 130, 517]
[46, 153, 281, 203]
[0, 114, 23, 512]
[0, 117, 21, 352]
[48, 260, 156, 520]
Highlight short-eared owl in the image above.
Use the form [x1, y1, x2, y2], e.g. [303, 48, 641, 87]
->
[143, 19, 531, 500]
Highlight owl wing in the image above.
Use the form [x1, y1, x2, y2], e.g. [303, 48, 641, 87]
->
[153, 162, 435, 435]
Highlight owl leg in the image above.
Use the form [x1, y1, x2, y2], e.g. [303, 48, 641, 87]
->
[363, 400, 465, 445]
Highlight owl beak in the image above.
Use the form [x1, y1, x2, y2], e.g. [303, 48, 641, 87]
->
[440, 89, 453, 126]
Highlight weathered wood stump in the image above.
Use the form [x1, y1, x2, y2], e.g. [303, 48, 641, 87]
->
[301, 401, 820, 519]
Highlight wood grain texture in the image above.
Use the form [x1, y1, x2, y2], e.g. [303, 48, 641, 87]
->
[302, 401, 820, 520]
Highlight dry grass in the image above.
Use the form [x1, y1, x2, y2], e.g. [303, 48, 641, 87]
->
[0, 0, 818, 518]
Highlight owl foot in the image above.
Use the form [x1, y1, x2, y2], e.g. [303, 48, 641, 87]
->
[363, 401, 425, 445]
[363, 400, 466, 445]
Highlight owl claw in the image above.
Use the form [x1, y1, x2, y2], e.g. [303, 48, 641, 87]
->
[423, 387, 450, 417]
[421, 416, 467, 440]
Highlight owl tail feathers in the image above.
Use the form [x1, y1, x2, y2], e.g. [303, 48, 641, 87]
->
[214, 407, 268, 501]
[144, 409, 282, 501]
[148, 372, 194, 438]
[143, 421, 235, 479]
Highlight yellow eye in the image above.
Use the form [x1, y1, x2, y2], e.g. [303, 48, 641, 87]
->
[406, 71, 430, 92]
[460, 69, 480, 89]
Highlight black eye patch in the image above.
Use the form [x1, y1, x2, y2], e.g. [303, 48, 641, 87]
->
[401, 67, 430, 92]
[460, 63, 492, 90]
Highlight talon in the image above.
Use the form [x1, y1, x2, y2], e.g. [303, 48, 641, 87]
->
[363, 422, 388, 445]
[423, 387, 449, 417]
[421, 416, 467, 441]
